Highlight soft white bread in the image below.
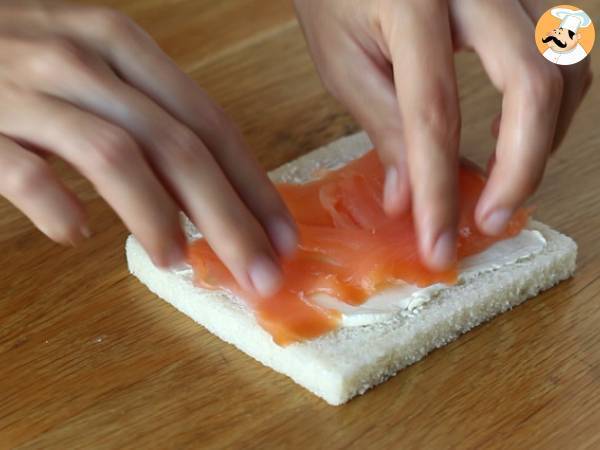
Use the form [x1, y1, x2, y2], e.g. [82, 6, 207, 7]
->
[126, 132, 577, 405]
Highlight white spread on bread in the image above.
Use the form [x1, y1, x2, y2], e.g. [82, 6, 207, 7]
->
[175, 218, 546, 328]
[310, 229, 547, 327]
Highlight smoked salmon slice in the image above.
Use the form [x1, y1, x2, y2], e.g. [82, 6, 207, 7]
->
[188, 150, 529, 345]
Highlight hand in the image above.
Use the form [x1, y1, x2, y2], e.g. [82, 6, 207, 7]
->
[0, 2, 297, 296]
[294, 0, 591, 271]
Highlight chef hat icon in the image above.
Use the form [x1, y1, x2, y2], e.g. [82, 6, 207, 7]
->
[551, 8, 592, 33]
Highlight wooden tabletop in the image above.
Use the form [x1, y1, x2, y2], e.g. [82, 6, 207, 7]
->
[2, 1, 600, 448]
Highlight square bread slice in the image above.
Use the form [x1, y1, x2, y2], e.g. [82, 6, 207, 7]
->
[126, 132, 577, 405]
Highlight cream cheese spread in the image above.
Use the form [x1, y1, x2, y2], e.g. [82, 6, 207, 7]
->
[310, 229, 547, 327]
[177, 220, 546, 328]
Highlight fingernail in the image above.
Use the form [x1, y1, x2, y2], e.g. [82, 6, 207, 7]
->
[66, 224, 92, 247]
[383, 166, 399, 212]
[166, 244, 187, 268]
[248, 254, 283, 297]
[267, 217, 298, 257]
[429, 230, 457, 271]
[481, 208, 512, 236]
[80, 224, 92, 239]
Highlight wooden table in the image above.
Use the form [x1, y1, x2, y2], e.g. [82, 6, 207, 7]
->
[2, 1, 599, 448]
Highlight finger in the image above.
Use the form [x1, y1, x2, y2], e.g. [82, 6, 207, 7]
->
[44, 7, 298, 259]
[310, 34, 412, 216]
[383, 1, 461, 271]
[0, 135, 88, 245]
[489, 113, 501, 173]
[456, 0, 563, 235]
[0, 89, 186, 268]
[519, 0, 593, 150]
[15, 37, 283, 295]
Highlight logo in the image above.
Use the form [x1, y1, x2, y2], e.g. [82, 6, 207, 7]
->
[535, 4, 595, 65]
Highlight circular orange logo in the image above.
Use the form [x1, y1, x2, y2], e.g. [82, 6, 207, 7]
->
[535, 4, 595, 65]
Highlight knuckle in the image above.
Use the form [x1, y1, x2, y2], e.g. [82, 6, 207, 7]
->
[89, 127, 139, 169]
[415, 90, 461, 143]
[43, 38, 86, 68]
[4, 157, 50, 197]
[161, 126, 204, 166]
[31, 38, 90, 81]
[521, 62, 563, 106]
[88, 7, 137, 38]
[200, 105, 230, 136]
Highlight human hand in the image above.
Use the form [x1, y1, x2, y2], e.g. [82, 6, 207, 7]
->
[0, 2, 297, 296]
[294, 0, 591, 271]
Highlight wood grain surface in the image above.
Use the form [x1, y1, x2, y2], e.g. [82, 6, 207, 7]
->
[1, 1, 600, 449]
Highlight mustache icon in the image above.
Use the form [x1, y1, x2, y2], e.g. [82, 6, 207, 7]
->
[542, 35, 567, 48]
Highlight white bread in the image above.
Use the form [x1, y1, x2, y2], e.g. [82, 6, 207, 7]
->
[126, 132, 577, 405]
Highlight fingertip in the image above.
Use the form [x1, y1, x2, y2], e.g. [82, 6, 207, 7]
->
[69, 222, 93, 246]
[149, 226, 188, 269]
[41, 219, 92, 247]
[422, 228, 457, 272]
[166, 242, 188, 268]
[248, 253, 283, 298]
[477, 207, 512, 237]
[410, 159, 458, 272]
[267, 216, 299, 258]
[80, 224, 93, 239]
